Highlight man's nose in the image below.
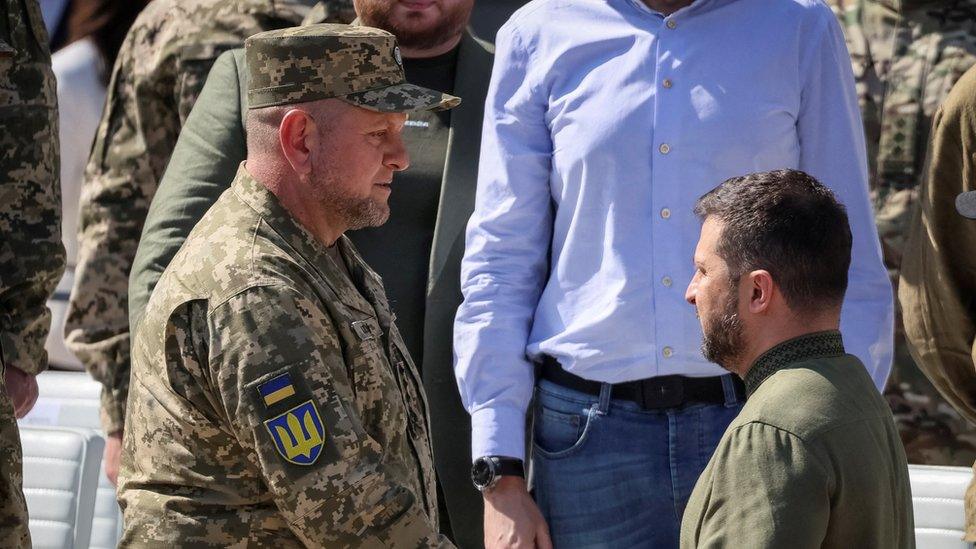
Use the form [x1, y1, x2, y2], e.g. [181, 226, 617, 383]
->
[385, 135, 410, 172]
[685, 279, 697, 305]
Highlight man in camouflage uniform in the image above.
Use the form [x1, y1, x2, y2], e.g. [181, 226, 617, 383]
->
[118, 24, 459, 546]
[834, 0, 976, 465]
[0, 0, 65, 546]
[63, 0, 354, 485]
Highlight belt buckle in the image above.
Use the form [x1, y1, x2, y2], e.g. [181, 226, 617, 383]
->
[637, 376, 684, 410]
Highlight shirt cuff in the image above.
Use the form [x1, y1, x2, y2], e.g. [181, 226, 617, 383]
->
[100, 386, 126, 435]
[470, 405, 528, 462]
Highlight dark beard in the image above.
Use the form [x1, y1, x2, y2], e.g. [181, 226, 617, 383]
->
[701, 290, 744, 370]
[357, 1, 470, 51]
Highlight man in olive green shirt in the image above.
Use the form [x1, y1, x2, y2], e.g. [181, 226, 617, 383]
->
[681, 169, 913, 548]
[899, 64, 976, 540]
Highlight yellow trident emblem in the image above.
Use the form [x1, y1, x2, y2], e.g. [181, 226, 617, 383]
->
[265, 400, 326, 465]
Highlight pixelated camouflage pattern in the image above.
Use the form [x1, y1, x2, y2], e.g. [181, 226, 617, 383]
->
[834, 0, 976, 466]
[303, 0, 356, 26]
[63, 0, 354, 437]
[246, 24, 460, 112]
[0, 0, 64, 545]
[119, 165, 450, 547]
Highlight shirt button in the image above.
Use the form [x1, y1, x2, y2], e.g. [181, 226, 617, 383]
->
[661, 208, 671, 219]
[659, 143, 671, 154]
[663, 347, 674, 358]
[666, 19, 677, 29]
[662, 78, 673, 89]
[662, 276, 673, 287]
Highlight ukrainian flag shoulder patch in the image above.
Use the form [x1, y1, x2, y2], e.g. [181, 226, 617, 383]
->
[258, 373, 297, 407]
[265, 400, 326, 466]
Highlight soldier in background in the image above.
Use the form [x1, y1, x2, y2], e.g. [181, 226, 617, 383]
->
[63, 0, 354, 487]
[0, 0, 65, 545]
[833, 0, 976, 465]
[900, 64, 976, 542]
[119, 25, 458, 546]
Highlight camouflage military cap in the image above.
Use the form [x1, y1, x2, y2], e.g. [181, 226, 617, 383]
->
[245, 23, 460, 112]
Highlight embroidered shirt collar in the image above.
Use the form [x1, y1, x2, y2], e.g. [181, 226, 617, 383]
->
[744, 330, 846, 396]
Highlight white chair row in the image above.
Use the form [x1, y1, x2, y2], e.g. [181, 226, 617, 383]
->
[19, 371, 122, 549]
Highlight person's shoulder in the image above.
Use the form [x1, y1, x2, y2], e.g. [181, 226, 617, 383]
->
[940, 65, 976, 120]
[500, 0, 598, 37]
[158, 189, 277, 299]
[736, 355, 887, 439]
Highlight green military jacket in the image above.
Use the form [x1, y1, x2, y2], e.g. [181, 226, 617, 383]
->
[681, 331, 914, 549]
[899, 64, 976, 540]
[119, 165, 448, 547]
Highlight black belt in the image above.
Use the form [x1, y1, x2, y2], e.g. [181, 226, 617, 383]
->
[539, 355, 745, 410]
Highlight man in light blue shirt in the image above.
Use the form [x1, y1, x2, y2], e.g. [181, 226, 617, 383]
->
[454, 0, 893, 547]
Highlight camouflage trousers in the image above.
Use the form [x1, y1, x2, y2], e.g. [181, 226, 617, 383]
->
[885, 336, 976, 466]
[0, 374, 29, 548]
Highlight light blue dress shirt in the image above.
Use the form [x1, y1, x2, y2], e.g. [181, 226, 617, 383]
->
[454, 0, 894, 461]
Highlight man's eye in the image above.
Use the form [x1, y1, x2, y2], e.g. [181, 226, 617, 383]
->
[370, 130, 388, 138]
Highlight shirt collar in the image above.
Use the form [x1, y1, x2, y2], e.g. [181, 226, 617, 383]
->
[743, 330, 846, 396]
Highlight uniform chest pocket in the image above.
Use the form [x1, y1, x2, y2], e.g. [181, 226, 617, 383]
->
[342, 314, 409, 441]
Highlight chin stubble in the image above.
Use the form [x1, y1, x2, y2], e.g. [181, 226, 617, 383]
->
[700, 292, 744, 371]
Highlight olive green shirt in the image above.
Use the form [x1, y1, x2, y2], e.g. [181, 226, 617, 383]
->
[899, 64, 976, 539]
[681, 331, 914, 549]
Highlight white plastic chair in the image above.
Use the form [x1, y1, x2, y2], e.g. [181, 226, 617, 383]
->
[20, 425, 104, 549]
[910, 464, 976, 549]
[20, 371, 122, 549]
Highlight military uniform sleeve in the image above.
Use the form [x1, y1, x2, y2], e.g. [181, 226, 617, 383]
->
[0, 0, 65, 376]
[129, 49, 247, 338]
[899, 67, 976, 426]
[210, 284, 450, 548]
[681, 423, 830, 549]
[64, 24, 228, 435]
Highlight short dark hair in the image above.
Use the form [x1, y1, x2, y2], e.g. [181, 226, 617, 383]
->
[694, 169, 852, 313]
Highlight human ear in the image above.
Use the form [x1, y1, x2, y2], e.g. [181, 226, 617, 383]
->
[279, 109, 313, 177]
[747, 270, 774, 314]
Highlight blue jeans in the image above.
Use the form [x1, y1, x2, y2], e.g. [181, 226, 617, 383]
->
[530, 376, 744, 549]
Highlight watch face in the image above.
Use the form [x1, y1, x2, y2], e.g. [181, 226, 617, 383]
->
[471, 458, 493, 489]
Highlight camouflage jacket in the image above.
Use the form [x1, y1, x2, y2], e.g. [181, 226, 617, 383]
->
[0, 0, 65, 378]
[64, 0, 353, 435]
[835, 0, 976, 272]
[119, 165, 448, 547]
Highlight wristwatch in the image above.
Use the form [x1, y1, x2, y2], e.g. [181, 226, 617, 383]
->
[471, 456, 525, 492]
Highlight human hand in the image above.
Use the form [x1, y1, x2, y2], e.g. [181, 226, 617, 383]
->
[483, 476, 552, 549]
[104, 430, 123, 486]
[4, 365, 37, 418]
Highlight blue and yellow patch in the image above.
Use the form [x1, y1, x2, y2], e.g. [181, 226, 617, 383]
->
[264, 400, 326, 466]
[258, 374, 297, 407]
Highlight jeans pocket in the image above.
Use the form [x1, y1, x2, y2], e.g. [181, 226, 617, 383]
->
[533, 402, 595, 459]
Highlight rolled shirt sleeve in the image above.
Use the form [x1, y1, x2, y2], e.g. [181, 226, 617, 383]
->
[795, 8, 894, 388]
[453, 22, 554, 461]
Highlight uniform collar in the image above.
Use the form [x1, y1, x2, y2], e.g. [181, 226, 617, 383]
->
[230, 163, 380, 317]
[743, 330, 846, 396]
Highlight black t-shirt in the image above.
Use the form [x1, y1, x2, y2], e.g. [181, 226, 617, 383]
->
[347, 45, 458, 371]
